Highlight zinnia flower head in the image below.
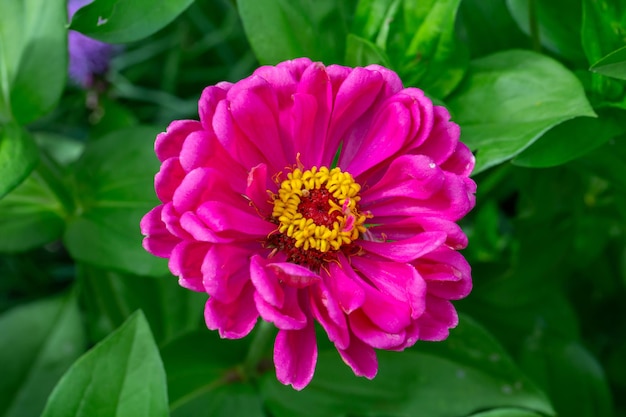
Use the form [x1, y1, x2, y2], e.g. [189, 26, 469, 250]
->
[141, 58, 476, 390]
[67, 0, 117, 88]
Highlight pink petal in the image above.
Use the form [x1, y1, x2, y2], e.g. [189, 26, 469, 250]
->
[169, 240, 209, 292]
[161, 202, 190, 240]
[416, 295, 459, 341]
[359, 231, 447, 263]
[140, 205, 179, 258]
[292, 63, 332, 167]
[414, 248, 472, 300]
[325, 68, 384, 164]
[440, 141, 475, 177]
[155, 120, 202, 162]
[202, 244, 254, 303]
[361, 154, 445, 203]
[205, 282, 258, 339]
[349, 310, 406, 349]
[411, 106, 458, 165]
[179, 130, 216, 172]
[309, 280, 349, 349]
[227, 75, 290, 171]
[196, 201, 276, 238]
[199, 84, 230, 131]
[250, 255, 285, 308]
[342, 100, 411, 177]
[255, 286, 307, 330]
[155, 157, 186, 202]
[274, 319, 317, 390]
[351, 256, 426, 319]
[328, 256, 365, 314]
[172, 167, 246, 214]
[267, 262, 321, 288]
[246, 163, 273, 217]
[337, 334, 378, 379]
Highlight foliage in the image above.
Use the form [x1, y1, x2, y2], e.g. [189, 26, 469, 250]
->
[1, 0, 625, 416]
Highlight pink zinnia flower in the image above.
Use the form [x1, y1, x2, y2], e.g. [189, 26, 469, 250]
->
[141, 58, 476, 390]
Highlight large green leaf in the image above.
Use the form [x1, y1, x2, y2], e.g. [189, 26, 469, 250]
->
[506, 0, 585, 63]
[78, 264, 204, 345]
[63, 126, 168, 276]
[41, 311, 169, 417]
[513, 109, 626, 168]
[262, 316, 554, 417]
[238, 0, 355, 65]
[0, 149, 74, 252]
[520, 336, 614, 417]
[344, 34, 391, 68]
[447, 50, 595, 174]
[590, 46, 626, 81]
[69, 0, 195, 43]
[0, 0, 67, 124]
[0, 292, 85, 417]
[456, 0, 529, 58]
[581, 0, 626, 65]
[0, 124, 38, 198]
[469, 409, 544, 417]
[160, 330, 252, 413]
[385, 0, 469, 98]
[172, 384, 265, 417]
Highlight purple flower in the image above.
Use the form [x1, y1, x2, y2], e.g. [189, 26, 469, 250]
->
[141, 58, 476, 389]
[67, 0, 116, 88]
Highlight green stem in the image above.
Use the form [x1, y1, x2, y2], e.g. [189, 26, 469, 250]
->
[528, 0, 541, 52]
[243, 320, 275, 379]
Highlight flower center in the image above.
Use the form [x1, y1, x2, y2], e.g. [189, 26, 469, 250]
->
[268, 166, 368, 267]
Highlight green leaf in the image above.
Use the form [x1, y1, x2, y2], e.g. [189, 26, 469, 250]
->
[506, 0, 585, 63]
[0, 0, 67, 124]
[0, 292, 85, 417]
[469, 409, 544, 417]
[78, 264, 204, 345]
[172, 384, 265, 417]
[41, 311, 169, 417]
[456, 0, 529, 58]
[447, 50, 595, 174]
[262, 316, 554, 417]
[513, 110, 626, 168]
[386, 0, 469, 98]
[63, 126, 168, 276]
[160, 330, 250, 412]
[351, 0, 399, 43]
[520, 336, 614, 417]
[0, 170, 65, 252]
[590, 46, 626, 81]
[0, 124, 38, 198]
[238, 0, 355, 65]
[344, 34, 391, 68]
[69, 0, 195, 43]
[0, 146, 74, 252]
[581, 0, 626, 65]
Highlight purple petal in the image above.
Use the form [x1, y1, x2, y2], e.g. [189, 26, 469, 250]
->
[415, 295, 459, 341]
[309, 281, 350, 349]
[328, 255, 365, 314]
[349, 310, 406, 349]
[196, 201, 276, 238]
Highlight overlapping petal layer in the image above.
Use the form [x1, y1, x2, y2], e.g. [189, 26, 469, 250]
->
[141, 58, 476, 390]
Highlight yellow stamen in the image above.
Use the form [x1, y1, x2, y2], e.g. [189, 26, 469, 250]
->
[271, 166, 368, 253]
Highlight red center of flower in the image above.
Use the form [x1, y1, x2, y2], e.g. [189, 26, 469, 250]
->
[267, 166, 368, 269]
